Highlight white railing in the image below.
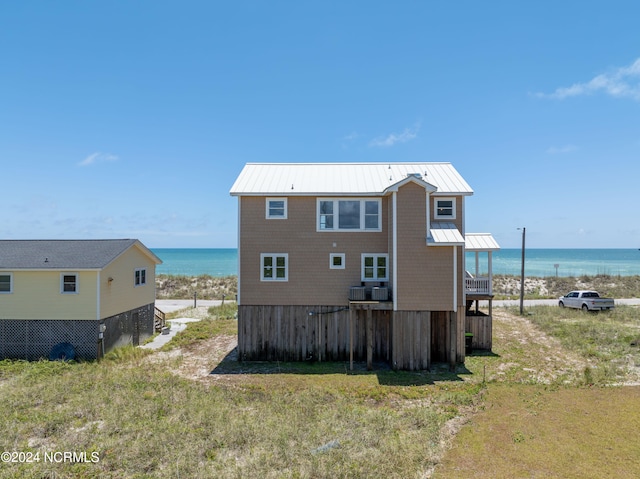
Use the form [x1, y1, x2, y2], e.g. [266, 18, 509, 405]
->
[465, 277, 491, 295]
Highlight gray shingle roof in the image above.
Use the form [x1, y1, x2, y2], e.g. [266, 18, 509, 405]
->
[0, 239, 160, 270]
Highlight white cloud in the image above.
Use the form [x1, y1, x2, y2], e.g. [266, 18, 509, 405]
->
[536, 58, 640, 101]
[78, 152, 119, 166]
[369, 123, 420, 147]
[546, 144, 577, 154]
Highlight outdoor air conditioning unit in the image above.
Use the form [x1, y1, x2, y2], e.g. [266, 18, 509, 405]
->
[349, 286, 366, 301]
[371, 287, 389, 301]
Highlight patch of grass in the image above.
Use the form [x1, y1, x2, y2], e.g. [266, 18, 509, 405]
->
[433, 384, 640, 479]
[0, 353, 480, 478]
[493, 274, 640, 299]
[161, 304, 238, 352]
[155, 274, 237, 300]
[519, 305, 640, 384]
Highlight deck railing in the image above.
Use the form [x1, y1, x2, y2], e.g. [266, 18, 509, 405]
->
[154, 306, 166, 332]
[465, 277, 491, 295]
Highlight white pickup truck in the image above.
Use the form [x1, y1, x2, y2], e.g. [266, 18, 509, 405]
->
[558, 291, 615, 311]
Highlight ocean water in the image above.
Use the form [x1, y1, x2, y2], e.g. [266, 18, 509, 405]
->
[152, 248, 640, 277]
[153, 248, 238, 276]
[469, 249, 640, 277]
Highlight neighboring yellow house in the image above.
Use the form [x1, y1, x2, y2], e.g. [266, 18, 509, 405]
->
[0, 239, 162, 360]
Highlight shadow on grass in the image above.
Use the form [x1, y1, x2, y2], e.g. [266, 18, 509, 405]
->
[210, 347, 478, 385]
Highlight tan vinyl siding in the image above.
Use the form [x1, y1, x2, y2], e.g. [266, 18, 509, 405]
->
[430, 195, 464, 231]
[394, 183, 464, 311]
[100, 245, 157, 319]
[239, 196, 389, 305]
[0, 271, 98, 320]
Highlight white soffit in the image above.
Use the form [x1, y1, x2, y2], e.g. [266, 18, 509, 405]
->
[230, 162, 474, 196]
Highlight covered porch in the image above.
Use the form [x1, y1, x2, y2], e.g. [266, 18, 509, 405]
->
[464, 233, 500, 351]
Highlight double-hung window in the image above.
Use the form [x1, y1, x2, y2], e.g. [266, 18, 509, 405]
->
[135, 268, 147, 286]
[434, 197, 456, 220]
[266, 198, 287, 219]
[318, 199, 381, 231]
[261, 253, 288, 281]
[61, 273, 78, 294]
[361, 254, 388, 281]
[0, 273, 12, 293]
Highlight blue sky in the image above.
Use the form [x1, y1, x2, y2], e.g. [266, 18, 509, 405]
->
[2, 1, 639, 249]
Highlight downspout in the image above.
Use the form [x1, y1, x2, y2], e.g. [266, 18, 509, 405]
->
[392, 191, 398, 312]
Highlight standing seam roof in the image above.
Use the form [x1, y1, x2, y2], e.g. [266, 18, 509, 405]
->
[230, 162, 473, 195]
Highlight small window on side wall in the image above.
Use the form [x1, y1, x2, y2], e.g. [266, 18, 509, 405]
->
[330, 253, 345, 269]
[0, 273, 13, 293]
[361, 254, 388, 281]
[266, 198, 287, 219]
[434, 197, 456, 220]
[135, 268, 147, 286]
[61, 273, 78, 294]
[261, 253, 288, 281]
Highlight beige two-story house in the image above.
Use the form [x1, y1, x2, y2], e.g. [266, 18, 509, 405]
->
[230, 162, 499, 370]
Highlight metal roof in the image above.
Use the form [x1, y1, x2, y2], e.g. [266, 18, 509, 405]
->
[230, 162, 473, 196]
[428, 222, 466, 246]
[0, 239, 162, 270]
[465, 233, 501, 251]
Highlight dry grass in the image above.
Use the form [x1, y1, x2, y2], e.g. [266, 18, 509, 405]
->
[493, 274, 640, 299]
[434, 384, 640, 479]
[0, 304, 481, 479]
[3, 301, 640, 478]
[155, 274, 237, 300]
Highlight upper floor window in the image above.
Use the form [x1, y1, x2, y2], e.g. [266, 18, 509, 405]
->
[266, 198, 287, 219]
[318, 198, 381, 231]
[435, 197, 456, 220]
[61, 273, 78, 294]
[135, 268, 147, 286]
[0, 273, 12, 293]
[261, 253, 288, 281]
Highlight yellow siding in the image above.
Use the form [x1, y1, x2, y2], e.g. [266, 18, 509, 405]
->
[100, 246, 157, 319]
[0, 271, 98, 320]
[240, 196, 389, 305]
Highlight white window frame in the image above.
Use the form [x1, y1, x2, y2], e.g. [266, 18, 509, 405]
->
[266, 197, 288, 219]
[61, 273, 79, 294]
[317, 198, 382, 232]
[135, 268, 147, 286]
[434, 197, 456, 220]
[260, 253, 288, 281]
[0, 272, 13, 294]
[361, 254, 389, 281]
[329, 253, 346, 270]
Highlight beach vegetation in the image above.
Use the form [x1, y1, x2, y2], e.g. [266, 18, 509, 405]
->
[2, 299, 639, 477]
[493, 274, 640, 300]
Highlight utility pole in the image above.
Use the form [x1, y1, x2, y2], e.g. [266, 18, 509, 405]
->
[519, 227, 526, 315]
